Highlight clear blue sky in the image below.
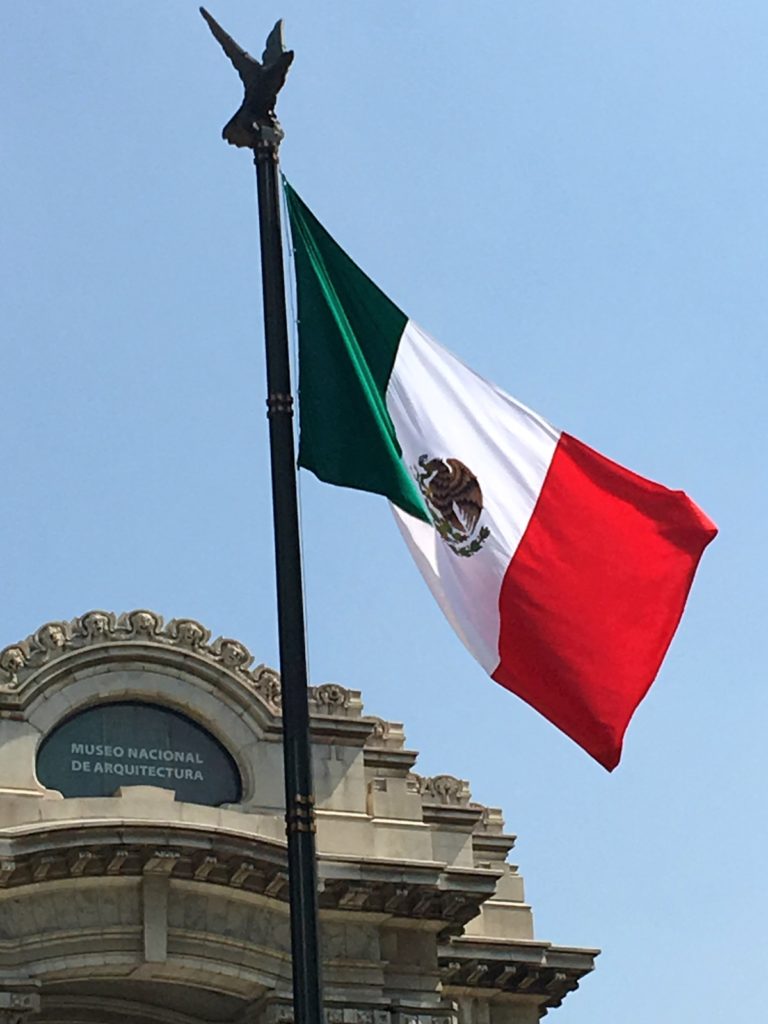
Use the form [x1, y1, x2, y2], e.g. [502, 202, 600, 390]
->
[1, 3, 764, 1021]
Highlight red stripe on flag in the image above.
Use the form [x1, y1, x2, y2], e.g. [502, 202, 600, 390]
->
[492, 433, 717, 770]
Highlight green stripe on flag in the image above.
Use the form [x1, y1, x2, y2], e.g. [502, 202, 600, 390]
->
[284, 181, 429, 522]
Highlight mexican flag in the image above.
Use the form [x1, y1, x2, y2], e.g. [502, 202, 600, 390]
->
[284, 181, 717, 771]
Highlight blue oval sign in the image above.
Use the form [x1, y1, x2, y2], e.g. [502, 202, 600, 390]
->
[37, 702, 241, 806]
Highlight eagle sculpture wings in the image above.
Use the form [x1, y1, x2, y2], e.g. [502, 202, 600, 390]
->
[200, 7, 294, 148]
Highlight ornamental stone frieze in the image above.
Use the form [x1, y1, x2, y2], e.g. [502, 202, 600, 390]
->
[0, 610, 272, 705]
[0, 610, 598, 1023]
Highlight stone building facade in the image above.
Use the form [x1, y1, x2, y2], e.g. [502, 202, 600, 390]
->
[0, 610, 597, 1024]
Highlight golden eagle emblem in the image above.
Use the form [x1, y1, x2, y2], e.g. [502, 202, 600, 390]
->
[413, 455, 490, 557]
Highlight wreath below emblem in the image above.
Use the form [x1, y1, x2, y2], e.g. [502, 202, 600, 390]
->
[413, 454, 491, 558]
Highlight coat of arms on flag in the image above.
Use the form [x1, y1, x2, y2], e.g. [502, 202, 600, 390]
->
[413, 455, 490, 557]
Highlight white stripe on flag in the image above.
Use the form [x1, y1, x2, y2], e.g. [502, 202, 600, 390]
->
[386, 321, 560, 671]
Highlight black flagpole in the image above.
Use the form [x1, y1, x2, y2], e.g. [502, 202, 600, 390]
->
[200, 10, 324, 1024]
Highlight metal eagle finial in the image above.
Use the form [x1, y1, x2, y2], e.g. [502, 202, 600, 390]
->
[200, 7, 294, 148]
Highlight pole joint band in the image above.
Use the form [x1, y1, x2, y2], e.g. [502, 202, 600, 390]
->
[266, 393, 294, 418]
[286, 793, 316, 834]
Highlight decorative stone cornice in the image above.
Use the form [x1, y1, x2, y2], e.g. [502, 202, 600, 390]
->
[362, 716, 406, 749]
[0, 818, 499, 933]
[0, 608, 599, 1020]
[0, 610, 267, 693]
[471, 807, 517, 864]
[309, 682, 363, 718]
[0, 612, 368, 724]
[439, 937, 599, 1017]
[410, 774, 472, 805]
[406, 774, 488, 829]
[259, 997, 458, 1024]
[0, 610, 524, 873]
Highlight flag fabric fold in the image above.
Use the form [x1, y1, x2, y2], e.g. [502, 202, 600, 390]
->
[284, 180, 717, 770]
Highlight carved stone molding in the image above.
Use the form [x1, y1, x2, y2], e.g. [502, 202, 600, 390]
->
[362, 716, 408, 751]
[308, 682, 363, 718]
[311, 682, 350, 711]
[364, 716, 390, 744]
[0, 819, 499, 936]
[0, 609, 266, 692]
[327, 1011, 390, 1024]
[252, 665, 282, 710]
[0, 611, 365, 724]
[0, 983, 41, 1024]
[439, 942, 597, 1017]
[409, 773, 471, 806]
[0, 646, 26, 688]
[164, 616, 210, 651]
[259, 1001, 457, 1024]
